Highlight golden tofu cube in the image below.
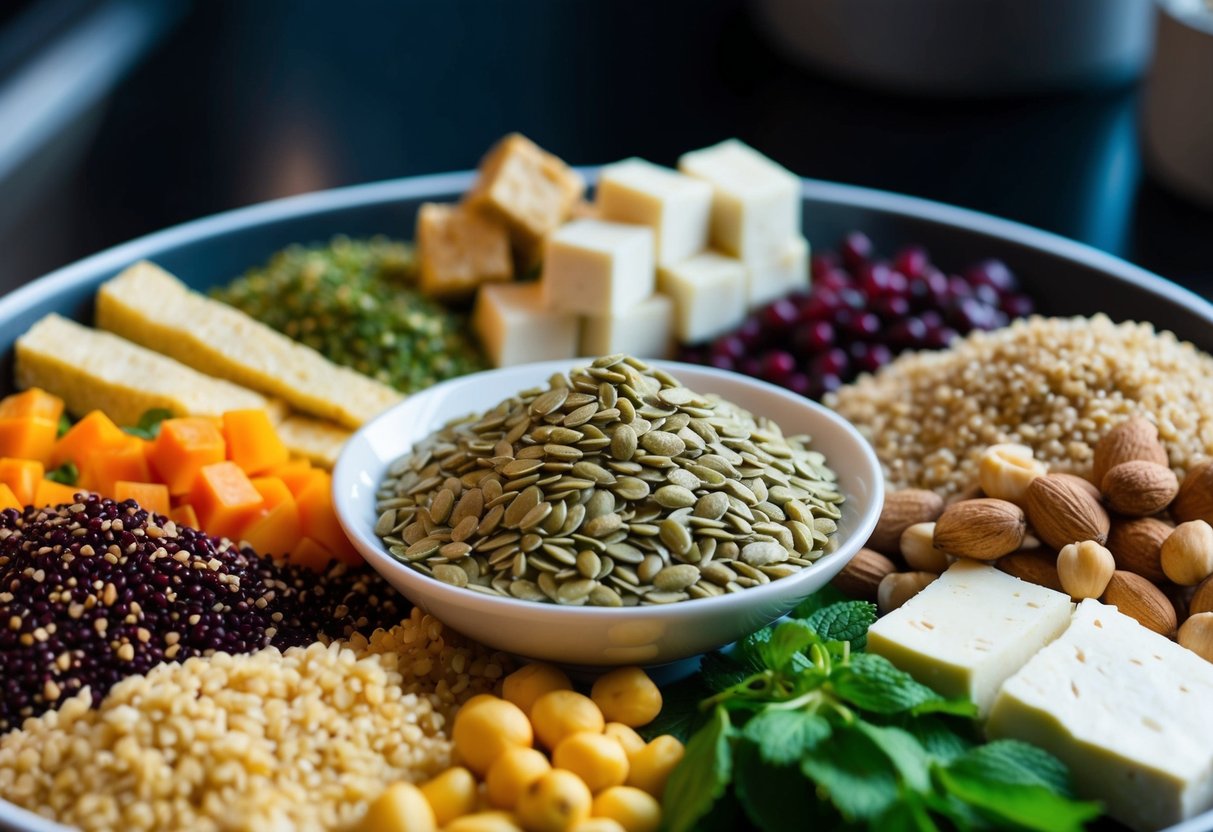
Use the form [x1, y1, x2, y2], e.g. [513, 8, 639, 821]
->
[416, 202, 513, 300]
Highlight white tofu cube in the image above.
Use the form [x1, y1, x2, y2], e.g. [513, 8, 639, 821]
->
[580, 293, 674, 359]
[657, 251, 747, 345]
[988, 600, 1213, 832]
[678, 139, 801, 264]
[746, 236, 810, 308]
[473, 283, 579, 368]
[596, 158, 713, 266]
[542, 219, 655, 316]
[866, 560, 1073, 717]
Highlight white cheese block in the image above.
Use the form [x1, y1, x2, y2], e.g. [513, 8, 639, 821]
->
[596, 158, 712, 267]
[678, 139, 801, 264]
[988, 600, 1213, 831]
[657, 251, 747, 345]
[746, 236, 810, 308]
[580, 293, 674, 359]
[542, 219, 655, 316]
[473, 282, 579, 368]
[867, 560, 1073, 717]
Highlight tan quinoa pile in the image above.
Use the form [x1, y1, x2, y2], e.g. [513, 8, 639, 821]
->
[827, 315, 1213, 495]
[0, 609, 510, 832]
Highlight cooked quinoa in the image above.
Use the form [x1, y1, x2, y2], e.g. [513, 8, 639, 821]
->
[827, 315, 1213, 495]
[0, 608, 510, 832]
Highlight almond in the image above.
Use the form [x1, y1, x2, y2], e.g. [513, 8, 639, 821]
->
[832, 547, 897, 600]
[1100, 460, 1178, 517]
[1106, 516, 1172, 583]
[1023, 474, 1111, 551]
[996, 551, 1064, 593]
[1103, 570, 1178, 636]
[877, 571, 937, 614]
[933, 498, 1026, 560]
[1091, 415, 1168, 487]
[946, 482, 985, 506]
[868, 489, 944, 555]
[1051, 473, 1102, 503]
[1193, 574, 1213, 616]
[1172, 458, 1213, 524]
[1056, 540, 1115, 600]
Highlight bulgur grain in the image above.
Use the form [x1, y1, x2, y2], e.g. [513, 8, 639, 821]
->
[827, 316, 1213, 495]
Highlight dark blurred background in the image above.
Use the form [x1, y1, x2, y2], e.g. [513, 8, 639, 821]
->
[1, 0, 1210, 297]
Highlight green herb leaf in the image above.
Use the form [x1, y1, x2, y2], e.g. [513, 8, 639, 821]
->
[800, 724, 899, 822]
[56, 413, 72, 438]
[935, 767, 1103, 832]
[758, 619, 821, 672]
[890, 714, 975, 765]
[662, 704, 734, 832]
[700, 651, 752, 694]
[741, 709, 831, 766]
[946, 740, 1074, 797]
[876, 796, 946, 832]
[638, 674, 711, 743]
[45, 462, 78, 486]
[803, 600, 877, 649]
[123, 408, 174, 440]
[734, 741, 832, 832]
[854, 721, 932, 793]
[831, 654, 972, 716]
[790, 584, 851, 619]
[735, 626, 775, 674]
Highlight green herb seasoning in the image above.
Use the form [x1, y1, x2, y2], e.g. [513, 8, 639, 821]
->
[212, 236, 485, 393]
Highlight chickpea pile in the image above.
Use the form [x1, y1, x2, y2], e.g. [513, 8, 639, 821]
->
[356, 663, 685, 832]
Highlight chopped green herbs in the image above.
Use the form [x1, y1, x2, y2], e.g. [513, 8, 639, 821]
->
[212, 236, 484, 393]
[122, 408, 173, 441]
[663, 598, 1103, 832]
[45, 462, 78, 486]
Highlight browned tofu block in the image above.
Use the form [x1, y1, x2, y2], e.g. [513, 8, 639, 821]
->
[416, 202, 513, 300]
[465, 133, 585, 258]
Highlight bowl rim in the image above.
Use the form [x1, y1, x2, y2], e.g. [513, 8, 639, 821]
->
[333, 358, 884, 622]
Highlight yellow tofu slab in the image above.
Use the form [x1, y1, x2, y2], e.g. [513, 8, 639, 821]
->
[274, 413, 352, 469]
[15, 314, 271, 426]
[96, 262, 402, 429]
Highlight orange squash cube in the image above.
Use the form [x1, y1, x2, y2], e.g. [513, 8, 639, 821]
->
[294, 469, 359, 564]
[266, 458, 314, 495]
[0, 388, 64, 423]
[51, 411, 127, 468]
[223, 409, 289, 475]
[0, 483, 21, 511]
[78, 436, 152, 496]
[241, 493, 303, 557]
[0, 458, 44, 506]
[170, 503, 200, 530]
[34, 478, 81, 508]
[113, 481, 171, 517]
[189, 461, 264, 541]
[289, 536, 335, 571]
[0, 417, 57, 465]
[148, 418, 227, 495]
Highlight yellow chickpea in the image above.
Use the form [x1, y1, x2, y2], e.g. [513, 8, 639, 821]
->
[516, 769, 593, 832]
[503, 663, 573, 716]
[443, 810, 526, 832]
[355, 781, 436, 832]
[486, 746, 552, 810]
[453, 696, 534, 775]
[602, 724, 645, 760]
[625, 736, 684, 799]
[531, 690, 605, 750]
[552, 731, 630, 793]
[420, 766, 477, 826]
[591, 786, 661, 832]
[570, 819, 627, 832]
[589, 668, 662, 728]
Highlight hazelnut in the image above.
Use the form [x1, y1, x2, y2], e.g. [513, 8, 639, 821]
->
[1056, 540, 1115, 600]
[1161, 520, 1213, 586]
[1178, 612, 1213, 664]
[877, 571, 937, 614]
[899, 522, 950, 573]
[978, 444, 1046, 504]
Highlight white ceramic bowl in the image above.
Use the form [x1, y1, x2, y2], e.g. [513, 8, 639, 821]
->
[333, 359, 883, 667]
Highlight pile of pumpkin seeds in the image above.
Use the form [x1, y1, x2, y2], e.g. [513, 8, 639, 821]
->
[374, 355, 844, 606]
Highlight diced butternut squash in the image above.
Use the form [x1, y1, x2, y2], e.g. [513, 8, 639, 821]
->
[241, 491, 303, 558]
[0, 417, 57, 465]
[223, 409, 289, 475]
[113, 481, 171, 517]
[0, 388, 64, 422]
[0, 458, 43, 505]
[51, 410, 127, 468]
[149, 417, 227, 495]
[189, 461, 264, 541]
[294, 469, 359, 564]
[251, 476, 293, 512]
[0, 483, 21, 511]
[266, 458, 314, 494]
[171, 503, 200, 530]
[78, 435, 151, 496]
[34, 478, 80, 508]
[290, 536, 335, 571]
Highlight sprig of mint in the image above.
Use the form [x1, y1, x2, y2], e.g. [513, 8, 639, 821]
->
[122, 408, 174, 440]
[45, 461, 78, 486]
[662, 598, 1103, 832]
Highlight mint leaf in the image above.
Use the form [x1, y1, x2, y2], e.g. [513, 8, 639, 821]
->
[947, 740, 1074, 797]
[741, 709, 831, 766]
[735, 626, 775, 673]
[800, 724, 899, 821]
[700, 651, 751, 694]
[662, 704, 734, 832]
[638, 674, 710, 743]
[855, 721, 932, 793]
[876, 796, 946, 832]
[56, 413, 72, 438]
[831, 653, 959, 715]
[734, 741, 832, 832]
[790, 584, 850, 619]
[758, 619, 820, 672]
[804, 600, 877, 649]
[891, 714, 975, 765]
[935, 767, 1102, 832]
[123, 408, 174, 440]
[45, 461, 78, 486]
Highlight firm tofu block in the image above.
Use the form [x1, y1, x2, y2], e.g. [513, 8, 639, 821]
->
[678, 139, 801, 264]
[746, 236, 810, 308]
[580, 293, 674, 359]
[416, 202, 513, 300]
[274, 414, 352, 469]
[466, 133, 585, 257]
[988, 600, 1213, 831]
[15, 314, 271, 426]
[657, 251, 747, 344]
[596, 158, 712, 267]
[96, 262, 402, 429]
[542, 219, 655, 316]
[866, 560, 1073, 717]
[473, 283, 579, 368]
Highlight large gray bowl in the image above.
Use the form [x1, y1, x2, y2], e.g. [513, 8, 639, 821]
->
[1, 172, 1211, 832]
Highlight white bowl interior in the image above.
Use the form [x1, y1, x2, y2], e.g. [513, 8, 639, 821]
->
[334, 359, 884, 666]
